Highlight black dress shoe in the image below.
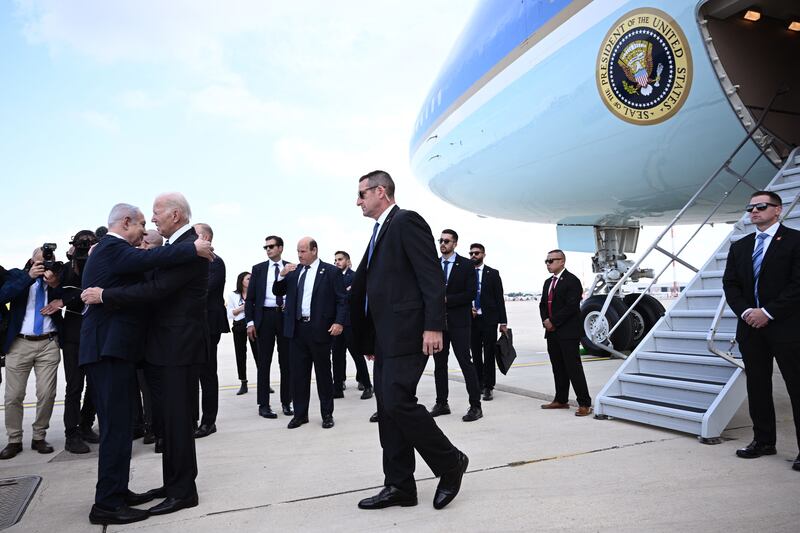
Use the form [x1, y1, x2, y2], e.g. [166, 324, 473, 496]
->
[80, 425, 100, 444]
[282, 404, 294, 416]
[430, 403, 451, 417]
[736, 440, 777, 459]
[482, 388, 493, 401]
[89, 504, 149, 525]
[142, 431, 156, 445]
[358, 486, 418, 509]
[333, 389, 344, 399]
[369, 412, 379, 423]
[793, 454, 800, 472]
[269, 386, 275, 393]
[259, 405, 278, 419]
[124, 489, 157, 506]
[154, 438, 164, 454]
[194, 423, 217, 438]
[148, 494, 199, 516]
[144, 486, 167, 499]
[0, 443, 22, 460]
[357, 382, 366, 391]
[237, 380, 248, 395]
[31, 439, 54, 454]
[360, 387, 374, 400]
[322, 415, 335, 429]
[65, 435, 90, 454]
[462, 406, 483, 422]
[287, 417, 309, 429]
[433, 451, 469, 510]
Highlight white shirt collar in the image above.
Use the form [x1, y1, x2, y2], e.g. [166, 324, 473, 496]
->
[107, 231, 126, 241]
[166, 223, 193, 244]
[375, 204, 394, 227]
[756, 222, 779, 238]
[552, 268, 565, 279]
[305, 258, 321, 272]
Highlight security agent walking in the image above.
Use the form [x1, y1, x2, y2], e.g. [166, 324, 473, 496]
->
[273, 237, 346, 429]
[722, 190, 800, 471]
[539, 249, 592, 416]
[431, 229, 483, 422]
[351, 170, 468, 511]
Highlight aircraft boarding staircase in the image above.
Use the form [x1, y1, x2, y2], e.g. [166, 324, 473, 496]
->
[595, 146, 800, 441]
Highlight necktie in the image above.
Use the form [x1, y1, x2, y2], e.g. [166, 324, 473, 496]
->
[547, 276, 558, 318]
[367, 222, 380, 267]
[442, 259, 451, 284]
[752, 232, 768, 307]
[474, 268, 481, 311]
[33, 279, 45, 335]
[296, 265, 309, 320]
[164, 239, 170, 246]
[274, 264, 283, 307]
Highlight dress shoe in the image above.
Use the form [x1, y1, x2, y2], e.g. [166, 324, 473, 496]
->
[287, 416, 309, 429]
[31, 439, 54, 454]
[194, 423, 217, 438]
[65, 435, 90, 454]
[154, 438, 164, 454]
[793, 454, 800, 471]
[80, 425, 100, 443]
[282, 404, 294, 416]
[358, 486, 418, 509]
[237, 380, 248, 395]
[736, 440, 777, 459]
[462, 406, 483, 422]
[541, 401, 570, 409]
[369, 412, 379, 423]
[360, 387, 374, 400]
[89, 504, 149, 525]
[482, 388, 493, 401]
[429, 403, 451, 417]
[358, 382, 366, 391]
[269, 386, 275, 393]
[144, 486, 167, 499]
[433, 451, 469, 510]
[148, 494, 199, 516]
[0, 443, 22, 460]
[575, 406, 593, 417]
[259, 405, 278, 419]
[142, 431, 156, 445]
[341, 382, 347, 391]
[333, 389, 344, 399]
[124, 489, 157, 506]
[322, 415, 335, 429]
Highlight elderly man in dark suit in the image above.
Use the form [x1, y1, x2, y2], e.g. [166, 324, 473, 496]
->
[273, 237, 346, 429]
[78, 202, 212, 525]
[539, 249, 592, 416]
[723, 190, 800, 471]
[351, 170, 467, 511]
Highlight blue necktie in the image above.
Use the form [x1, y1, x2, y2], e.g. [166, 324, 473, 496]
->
[442, 259, 451, 284]
[475, 268, 481, 311]
[274, 264, 283, 307]
[296, 265, 309, 320]
[33, 279, 45, 335]
[752, 232, 768, 307]
[365, 222, 380, 314]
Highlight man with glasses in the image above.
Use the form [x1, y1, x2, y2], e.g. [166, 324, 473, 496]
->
[430, 229, 483, 422]
[539, 249, 592, 416]
[245, 236, 292, 419]
[723, 190, 800, 472]
[469, 243, 508, 401]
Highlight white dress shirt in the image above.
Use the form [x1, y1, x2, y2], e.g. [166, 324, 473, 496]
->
[226, 291, 246, 322]
[262, 261, 284, 308]
[165, 223, 192, 245]
[441, 253, 455, 284]
[299, 258, 320, 317]
[19, 279, 55, 335]
[473, 264, 484, 315]
[743, 221, 780, 320]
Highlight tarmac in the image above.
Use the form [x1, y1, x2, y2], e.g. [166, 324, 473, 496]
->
[0, 300, 798, 532]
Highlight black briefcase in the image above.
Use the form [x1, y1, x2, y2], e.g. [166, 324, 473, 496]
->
[495, 329, 517, 375]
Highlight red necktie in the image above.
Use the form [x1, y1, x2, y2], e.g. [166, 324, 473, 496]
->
[547, 276, 558, 318]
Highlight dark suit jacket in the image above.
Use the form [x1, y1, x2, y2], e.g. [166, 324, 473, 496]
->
[723, 223, 800, 343]
[273, 260, 347, 342]
[244, 259, 288, 326]
[476, 264, 508, 325]
[350, 206, 446, 357]
[1, 269, 62, 354]
[443, 253, 476, 329]
[100, 228, 211, 366]
[207, 255, 230, 336]
[538, 269, 582, 339]
[78, 235, 197, 366]
[341, 268, 354, 327]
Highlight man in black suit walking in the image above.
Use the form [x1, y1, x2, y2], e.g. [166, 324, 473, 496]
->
[78, 202, 212, 525]
[468, 243, 508, 401]
[351, 170, 467, 511]
[193, 223, 229, 438]
[539, 249, 592, 416]
[273, 237, 346, 429]
[245, 235, 292, 419]
[431, 229, 483, 422]
[723, 190, 800, 471]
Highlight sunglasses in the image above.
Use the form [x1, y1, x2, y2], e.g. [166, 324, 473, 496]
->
[357, 186, 379, 200]
[263, 244, 279, 250]
[745, 202, 779, 212]
[544, 258, 563, 264]
[438, 238, 453, 244]
[469, 251, 483, 256]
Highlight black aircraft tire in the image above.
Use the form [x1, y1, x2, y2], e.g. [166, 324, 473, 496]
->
[580, 295, 634, 355]
[623, 293, 665, 348]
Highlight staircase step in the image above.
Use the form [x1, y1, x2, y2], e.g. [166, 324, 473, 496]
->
[699, 269, 724, 289]
[668, 309, 736, 332]
[768, 180, 800, 192]
[782, 166, 800, 177]
[637, 351, 739, 382]
[618, 374, 723, 409]
[597, 396, 704, 435]
[683, 289, 725, 309]
[632, 372, 726, 386]
[652, 329, 738, 355]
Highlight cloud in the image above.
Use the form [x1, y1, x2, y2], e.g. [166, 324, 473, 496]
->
[188, 82, 307, 131]
[209, 201, 243, 218]
[76, 110, 120, 133]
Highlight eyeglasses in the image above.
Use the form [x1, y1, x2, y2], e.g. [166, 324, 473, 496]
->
[438, 238, 452, 244]
[358, 186, 379, 200]
[263, 244, 278, 250]
[745, 202, 779, 212]
[469, 251, 482, 256]
[544, 258, 563, 264]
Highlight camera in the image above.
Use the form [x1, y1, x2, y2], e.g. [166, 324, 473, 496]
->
[41, 242, 64, 273]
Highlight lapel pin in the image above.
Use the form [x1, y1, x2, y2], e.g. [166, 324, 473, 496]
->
[775, 236, 782, 241]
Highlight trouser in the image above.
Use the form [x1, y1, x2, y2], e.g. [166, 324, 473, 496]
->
[3, 336, 60, 443]
[471, 316, 498, 390]
[132, 368, 153, 434]
[158, 364, 200, 499]
[256, 307, 292, 407]
[194, 333, 220, 426]
[61, 340, 96, 436]
[433, 326, 482, 407]
[546, 337, 591, 407]
[331, 325, 372, 388]
[290, 322, 334, 419]
[740, 330, 800, 449]
[374, 345, 460, 495]
[142, 363, 163, 439]
[85, 357, 135, 509]
[232, 320, 257, 381]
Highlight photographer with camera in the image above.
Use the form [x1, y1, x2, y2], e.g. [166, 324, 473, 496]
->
[0, 246, 63, 460]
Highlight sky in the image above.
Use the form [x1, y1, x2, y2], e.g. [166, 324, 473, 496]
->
[0, 0, 733, 295]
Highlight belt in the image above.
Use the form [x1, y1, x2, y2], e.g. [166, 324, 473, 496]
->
[262, 306, 281, 311]
[17, 333, 57, 341]
[298, 316, 311, 323]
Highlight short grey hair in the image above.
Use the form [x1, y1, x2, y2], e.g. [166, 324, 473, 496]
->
[359, 170, 395, 199]
[157, 192, 192, 222]
[107, 203, 142, 226]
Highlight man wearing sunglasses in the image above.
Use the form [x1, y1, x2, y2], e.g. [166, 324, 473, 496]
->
[723, 190, 800, 472]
